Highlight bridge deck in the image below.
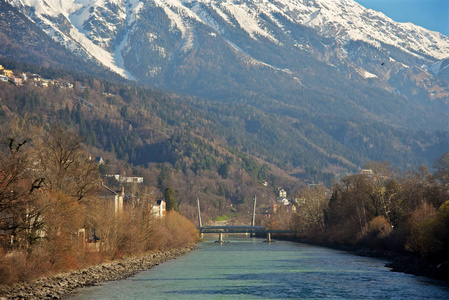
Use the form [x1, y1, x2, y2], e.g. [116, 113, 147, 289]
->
[199, 225, 292, 234]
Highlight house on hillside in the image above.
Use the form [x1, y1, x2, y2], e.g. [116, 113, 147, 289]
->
[98, 184, 124, 214]
[63, 81, 73, 89]
[361, 169, 374, 177]
[278, 188, 287, 198]
[106, 174, 143, 184]
[41, 79, 54, 87]
[1, 69, 13, 78]
[88, 155, 104, 165]
[272, 188, 296, 213]
[95, 157, 105, 165]
[277, 188, 289, 204]
[122, 176, 143, 183]
[10, 77, 22, 86]
[150, 199, 166, 218]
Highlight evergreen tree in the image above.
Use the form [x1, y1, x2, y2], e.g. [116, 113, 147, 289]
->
[164, 187, 178, 211]
[218, 162, 230, 179]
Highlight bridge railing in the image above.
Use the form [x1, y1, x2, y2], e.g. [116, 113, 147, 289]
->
[199, 225, 292, 234]
[199, 225, 265, 233]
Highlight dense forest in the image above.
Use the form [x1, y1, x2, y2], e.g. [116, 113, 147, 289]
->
[0, 60, 303, 223]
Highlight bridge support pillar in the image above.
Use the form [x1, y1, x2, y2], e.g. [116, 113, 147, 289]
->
[217, 232, 223, 243]
[266, 232, 271, 243]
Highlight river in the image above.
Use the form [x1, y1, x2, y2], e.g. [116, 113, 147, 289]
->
[71, 235, 449, 299]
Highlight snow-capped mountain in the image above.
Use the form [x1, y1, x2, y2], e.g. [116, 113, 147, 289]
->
[9, 0, 449, 58]
[5, 0, 449, 104]
[428, 58, 449, 80]
[2, 0, 449, 176]
[7, 0, 449, 71]
[6, 0, 133, 78]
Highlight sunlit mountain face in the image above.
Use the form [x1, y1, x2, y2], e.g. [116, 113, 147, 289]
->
[3, 0, 449, 174]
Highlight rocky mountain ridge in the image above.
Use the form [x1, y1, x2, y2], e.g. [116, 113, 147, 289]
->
[6, 0, 449, 90]
[1, 0, 448, 179]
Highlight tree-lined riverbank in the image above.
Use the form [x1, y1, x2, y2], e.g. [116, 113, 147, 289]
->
[0, 245, 196, 300]
[290, 158, 449, 283]
[0, 124, 200, 288]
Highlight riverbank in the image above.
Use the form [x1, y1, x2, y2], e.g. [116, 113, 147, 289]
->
[0, 245, 197, 300]
[322, 243, 448, 280]
[283, 235, 449, 283]
[55, 236, 449, 299]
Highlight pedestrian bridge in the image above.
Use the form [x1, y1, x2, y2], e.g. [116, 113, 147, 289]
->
[196, 197, 293, 242]
[198, 225, 292, 242]
[199, 225, 292, 234]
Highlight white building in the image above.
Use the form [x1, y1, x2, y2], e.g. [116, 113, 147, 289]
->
[150, 199, 166, 218]
[106, 174, 143, 184]
[274, 188, 296, 213]
[99, 184, 124, 214]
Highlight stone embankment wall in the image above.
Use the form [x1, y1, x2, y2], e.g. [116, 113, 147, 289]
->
[0, 245, 197, 300]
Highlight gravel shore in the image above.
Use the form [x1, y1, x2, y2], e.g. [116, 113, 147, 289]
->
[0, 245, 197, 300]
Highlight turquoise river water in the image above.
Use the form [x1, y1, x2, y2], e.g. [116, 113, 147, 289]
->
[70, 235, 449, 299]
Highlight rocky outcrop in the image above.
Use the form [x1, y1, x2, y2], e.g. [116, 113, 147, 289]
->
[0, 245, 197, 300]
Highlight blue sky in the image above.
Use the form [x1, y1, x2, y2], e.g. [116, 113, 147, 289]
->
[354, 0, 449, 37]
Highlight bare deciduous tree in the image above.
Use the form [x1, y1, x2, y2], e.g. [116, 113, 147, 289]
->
[36, 126, 99, 202]
[0, 119, 44, 247]
[292, 186, 328, 239]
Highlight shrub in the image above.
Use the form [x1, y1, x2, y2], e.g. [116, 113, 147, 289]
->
[406, 203, 438, 257]
[358, 215, 394, 250]
[160, 211, 199, 250]
[361, 215, 393, 239]
[0, 246, 54, 285]
[430, 200, 449, 261]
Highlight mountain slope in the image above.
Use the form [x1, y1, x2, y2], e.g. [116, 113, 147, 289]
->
[6, 0, 449, 103]
[2, 0, 449, 178]
[6, 0, 449, 79]
[0, 0, 124, 79]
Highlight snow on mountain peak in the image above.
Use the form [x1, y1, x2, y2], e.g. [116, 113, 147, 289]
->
[283, 0, 449, 60]
[6, 0, 449, 79]
[181, 0, 449, 60]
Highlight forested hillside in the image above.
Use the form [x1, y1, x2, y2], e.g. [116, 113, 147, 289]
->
[1, 0, 448, 183]
[1, 59, 447, 223]
[0, 60, 307, 222]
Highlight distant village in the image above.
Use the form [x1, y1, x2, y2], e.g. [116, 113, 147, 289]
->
[0, 64, 74, 88]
